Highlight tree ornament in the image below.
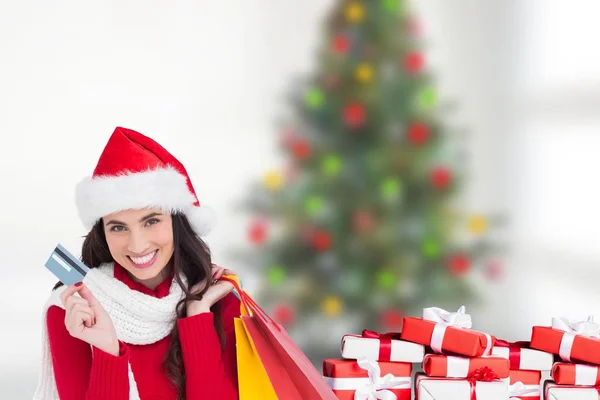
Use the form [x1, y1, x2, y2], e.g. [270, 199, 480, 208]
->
[381, 177, 402, 200]
[273, 304, 295, 325]
[292, 137, 311, 160]
[376, 269, 397, 290]
[305, 87, 325, 109]
[304, 195, 324, 217]
[312, 230, 333, 251]
[430, 166, 452, 190]
[380, 308, 403, 330]
[248, 219, 268, 244]
[354, 63, 374, 84]
[332, 34, 350, 54]
[267, 265, 286, 286]
[407, 121, 430, 145]
[343, 102, 366, 128]
[352, 209, 374, 233]
[418, 86, 438, 109]
[345, 2, 365, 23]
[404, 51, 424, 73]
[468, 215, 488, 235]
[322, 295, 343, 317]
[322, 154, 343, 177]
[263, 170, 284, 191]
[447, 253, 471, 275]
[422, 238, 441, 258]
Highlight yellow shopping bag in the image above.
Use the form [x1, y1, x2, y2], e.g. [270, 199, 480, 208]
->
[224, 275, 278, 400]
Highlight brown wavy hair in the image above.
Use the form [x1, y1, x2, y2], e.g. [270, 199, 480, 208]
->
[53, 213, 225, 399]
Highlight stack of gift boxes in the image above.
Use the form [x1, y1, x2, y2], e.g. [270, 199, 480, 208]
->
[323, 306, 600, 399]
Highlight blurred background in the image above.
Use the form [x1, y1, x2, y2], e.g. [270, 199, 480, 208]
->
[2, 0, 600, 397]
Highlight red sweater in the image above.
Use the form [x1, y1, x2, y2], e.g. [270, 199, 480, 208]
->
[46, 264, 240, 399]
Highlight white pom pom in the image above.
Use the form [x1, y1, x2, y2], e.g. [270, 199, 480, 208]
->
[187, 205, 217, 236]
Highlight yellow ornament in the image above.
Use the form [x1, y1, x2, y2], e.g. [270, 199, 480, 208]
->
[263, 170, 283, 191]
[468, 215, 488, 235]
[322, 295, 343, 317]
[345, 2, 365, 23]
[355, 63, 373, 83]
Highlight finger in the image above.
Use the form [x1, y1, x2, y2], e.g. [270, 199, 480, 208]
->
[73, 310, 94, 330]
[214, 268, 225, 280]
[65, 296, 91, 315]
[60, 283, 83, 307]
[77, 283, 100, 307]
[72, 304, 95, 327]
[223, 269, 235, 277]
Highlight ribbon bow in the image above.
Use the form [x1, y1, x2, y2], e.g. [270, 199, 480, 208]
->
[466, 367, 499, 400]
[353, 358, 411, 400]
[360, 330, 401, 362]
[423, 305, 472, 329]
[552, 315, 600, 337]
[508, 381, 539, 399]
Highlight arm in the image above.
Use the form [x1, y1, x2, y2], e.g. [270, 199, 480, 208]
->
[46, 305, 131, 400]
[178, 293, 239, 400]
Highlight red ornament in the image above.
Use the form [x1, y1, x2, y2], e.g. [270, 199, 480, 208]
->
[292, 138, 311, 160]
[380, 308, 403, 330]
[485, 260, 503, 281]
[447, 253, 471, 275]
[352, 209, 374, 233]
[407, 122, 430, 145]
[273, 304, 295, 325]
[312, 230, 332, 251]
[343, 102, 366, 128]
[248, 220, 268, 244]
[431, 166, 452, 190]
[332, 34, 350, 54]
[404, 51, 424, 73]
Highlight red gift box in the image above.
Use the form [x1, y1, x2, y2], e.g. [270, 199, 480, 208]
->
[508, 370, 541, 400]
[423, 354, 509, 378]
[323, 358, 411, 400]
[401, 307, 495, 357]
[552, 362, 600, 385]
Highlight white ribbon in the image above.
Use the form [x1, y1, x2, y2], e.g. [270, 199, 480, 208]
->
[575, 364, 599, 385]
[552, 315, 600, 361]
[423, 306, 472, 353]
[508, 381, 540, 398]
[446, 356, 470, 378]
[324, 358, 411, 400]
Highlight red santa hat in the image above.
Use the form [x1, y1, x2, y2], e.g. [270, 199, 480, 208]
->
[75, 126, 216, 236]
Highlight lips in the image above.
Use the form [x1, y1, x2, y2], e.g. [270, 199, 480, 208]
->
[128, 250, 158, 269]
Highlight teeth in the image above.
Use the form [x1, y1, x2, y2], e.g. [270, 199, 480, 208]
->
[130, 251, 156, 265]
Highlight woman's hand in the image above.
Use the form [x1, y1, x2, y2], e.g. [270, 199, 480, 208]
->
[60, 282, 120, 356]
[186, 264, 237, 317]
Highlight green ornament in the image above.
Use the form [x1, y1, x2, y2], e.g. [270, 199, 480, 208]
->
[267, 265, 286, 286]
[382, 0, 402, 12]
[422, 238, 441, 258]
[305, 87, 325, 109]
[381, 177, 402, 199]
[377, 269, 397, 290]
[304, 195, 324, 216]
[322, 155, 342, 176]
[418, 86, 438, 109]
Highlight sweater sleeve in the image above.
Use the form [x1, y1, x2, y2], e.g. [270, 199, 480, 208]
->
[177, 293, 240, 400]
[46, 305, 131, 400]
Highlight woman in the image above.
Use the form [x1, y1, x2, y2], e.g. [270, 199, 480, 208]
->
[34, 127, 240, 400]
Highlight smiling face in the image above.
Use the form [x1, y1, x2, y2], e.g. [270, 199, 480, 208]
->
[102, 208, 175, 288]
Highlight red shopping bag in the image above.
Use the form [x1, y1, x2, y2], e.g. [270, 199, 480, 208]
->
[222, 277, 337, 400]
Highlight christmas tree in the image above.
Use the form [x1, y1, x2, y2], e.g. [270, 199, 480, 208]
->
[231, 0, 501, 364]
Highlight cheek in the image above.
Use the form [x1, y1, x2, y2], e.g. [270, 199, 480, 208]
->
[105, 233, 127, 256]
[154, 226, 174, 250]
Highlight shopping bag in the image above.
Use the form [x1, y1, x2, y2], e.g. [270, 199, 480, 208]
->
[222, 276, 337, 400]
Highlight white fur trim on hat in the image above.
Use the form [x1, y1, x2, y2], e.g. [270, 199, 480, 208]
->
[75, 166, 216, 236]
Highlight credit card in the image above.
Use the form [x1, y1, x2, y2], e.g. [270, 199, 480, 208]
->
[44, 244, 90, 286]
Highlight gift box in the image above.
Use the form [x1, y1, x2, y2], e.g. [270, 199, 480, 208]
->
[506, 371, 542, 399]
[488, 340, 554, 371]
[415, 370, 508, 400]
[401, 306, 495, 357]
[552, 362, 600, 385]
[323, 358, 411, 400]
[530, 316, 600, 365]
[341, 329, 424, 363]
[544, 380, 600, 400]
[422, 354, 509, 378]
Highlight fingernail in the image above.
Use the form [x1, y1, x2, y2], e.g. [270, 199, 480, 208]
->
[75, 282, 83, 287]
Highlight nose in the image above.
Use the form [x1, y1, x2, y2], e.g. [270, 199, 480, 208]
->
[127, 229, 150, 255]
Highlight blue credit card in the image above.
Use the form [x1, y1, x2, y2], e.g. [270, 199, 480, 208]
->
[44, 244, 90, 286]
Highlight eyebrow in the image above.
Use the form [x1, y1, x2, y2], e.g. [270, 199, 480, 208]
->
[105, 212, 163, 226]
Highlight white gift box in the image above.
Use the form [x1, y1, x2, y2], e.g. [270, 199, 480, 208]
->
[415, 373, 508, 400]
[488, 345, 554, 371]
[341, 334, 424, 363]
[545, 380, 600, 400]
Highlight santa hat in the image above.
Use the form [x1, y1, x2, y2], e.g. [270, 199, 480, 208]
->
[75, 127, 216, 236]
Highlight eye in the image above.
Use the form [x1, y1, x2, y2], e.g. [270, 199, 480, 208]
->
[146, 218, 160, 226]
[110, 225, 127, 232]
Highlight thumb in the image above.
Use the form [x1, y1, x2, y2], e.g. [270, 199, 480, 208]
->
[77, 283, 100, 307]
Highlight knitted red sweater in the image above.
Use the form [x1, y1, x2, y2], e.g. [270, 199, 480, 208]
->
[46, 264, 240, 399]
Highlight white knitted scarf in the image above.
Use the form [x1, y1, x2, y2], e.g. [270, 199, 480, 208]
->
[33, 263, 185, 400]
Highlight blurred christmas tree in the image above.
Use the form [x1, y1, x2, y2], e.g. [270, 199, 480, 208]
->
[231, 0, 503, 364]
